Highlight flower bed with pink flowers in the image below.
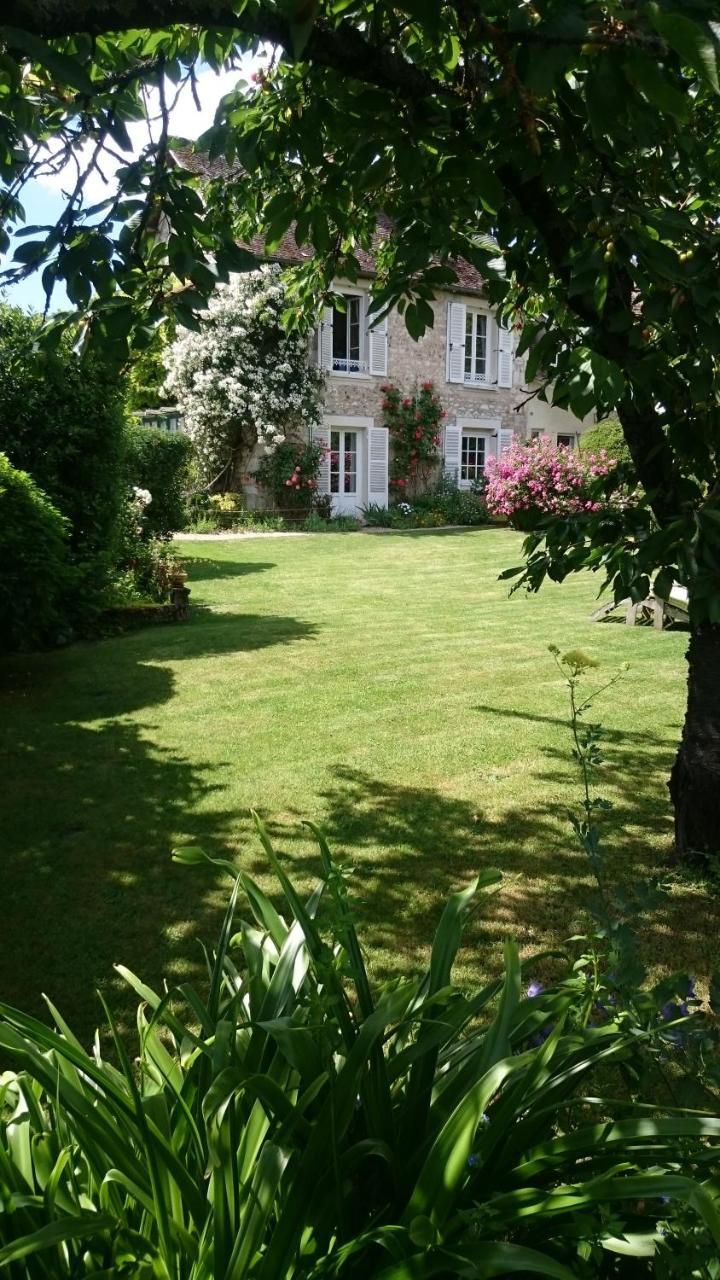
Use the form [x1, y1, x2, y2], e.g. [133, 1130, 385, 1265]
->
[484, 436, 617, 531]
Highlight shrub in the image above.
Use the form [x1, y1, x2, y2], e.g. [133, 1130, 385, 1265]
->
[413, 474, 488, 526]
[381, 379, 444, 497]
[0, 305, 126, 623]
[0, 453, 70, 651]
[580, 417, 634, 467]
[183, 507, 290, 534]
[303, 512, 360, 531]
[164, 267, 324, 486]
[123, 424, 194, 536]
[362, 483, 488, 529]
[124, 322, 174, 412]
[1, 816, 719, 1276]
[361, 502, 393, 526]
[112, 486, 182, 603]
[205, 492, 246, 529]
[484, 435, 618, 530]
[255, 438, 324, 511]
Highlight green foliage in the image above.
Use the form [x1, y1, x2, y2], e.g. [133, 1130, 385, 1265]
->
[113, 490, 182, 604]
[0, 305, 126, 623]
[123, 424, 194, 536]
[255, 438, 324, 511]
[0, 452, 70, 651]
[124, 323, 174, 412]
[4, 2, 720, 629]
[413, 474, 488, 527]
[381, 381, 444, 498]
[302, 512, 360, 532]
[579, 419, 633, 468]
[362, 479, 487, 529]
[0, 814, 719, 1276]
[361, 502, 395, 527]
[183, 500, 289, 533]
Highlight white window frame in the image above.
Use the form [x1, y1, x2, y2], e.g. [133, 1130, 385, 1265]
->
[331, 289, 367, 375]
[460, 432, 488, 485]
[329, 426, 360, 496]
[556, 432, 577, 450]
[463, 307, 496, 387]
[456, 416, 500, 489]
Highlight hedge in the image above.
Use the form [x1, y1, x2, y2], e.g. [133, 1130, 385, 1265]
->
[123, 424, 193, 536]
[0, 305, 126, 623]
[0, 453, 70, 652]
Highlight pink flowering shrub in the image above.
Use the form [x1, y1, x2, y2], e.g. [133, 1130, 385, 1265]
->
[484, 435, 617, 530]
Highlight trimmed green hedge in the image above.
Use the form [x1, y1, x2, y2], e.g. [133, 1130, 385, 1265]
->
[579, 418, 633, 465]
[123, 424, 194, 536]
[0, 452, 70, 652]
[0, 305, 126, 623]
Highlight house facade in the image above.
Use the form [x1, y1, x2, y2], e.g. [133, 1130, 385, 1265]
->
[169, 147, 589, 517]
[250, 279, 588, 516]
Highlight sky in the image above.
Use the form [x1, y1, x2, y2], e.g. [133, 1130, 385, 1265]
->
[1, 57, 263, 313]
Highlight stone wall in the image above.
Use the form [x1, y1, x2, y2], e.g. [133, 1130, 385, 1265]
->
[322, 287, 583, 438]
[242, 285, 587, 506]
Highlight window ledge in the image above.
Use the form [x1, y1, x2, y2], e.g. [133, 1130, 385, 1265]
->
[329, 371, 375, 382]
[460, 380, 498, 391]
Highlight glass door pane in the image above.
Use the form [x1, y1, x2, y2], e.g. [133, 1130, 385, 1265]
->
[343, 431, 357, 493]
[330, 430, 340, 493]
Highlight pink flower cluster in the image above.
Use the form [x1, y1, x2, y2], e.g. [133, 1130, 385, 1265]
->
[284, 464, 316, 490]
[484, 435, 616, 521]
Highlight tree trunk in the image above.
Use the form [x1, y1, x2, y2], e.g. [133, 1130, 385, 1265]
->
[669, 624, 720, 858]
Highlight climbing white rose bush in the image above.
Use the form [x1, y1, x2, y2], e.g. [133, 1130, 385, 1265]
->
[164, 266, 324, 484]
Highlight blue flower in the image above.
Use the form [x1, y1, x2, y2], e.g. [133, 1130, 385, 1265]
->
[660, 1002, 677, 1021]
[527, 980, 545, 999]
[530, 1025, 552, 1047]
[684, 976, 697, 1001]
[467, 1153, 480, 1168]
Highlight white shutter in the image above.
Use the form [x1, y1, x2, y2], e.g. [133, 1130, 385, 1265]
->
[367, 426, 389, 506]
[319, 306, 333, 371]
[497, 321, 514, 388]
[446, 301, 466, 383]
[443, 420, 462, 482]
[500, 428, 515, 454]
[313, 425, 331, 494]
[368, 308, 388, 376]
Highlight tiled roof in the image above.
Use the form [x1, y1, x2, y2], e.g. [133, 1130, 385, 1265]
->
[170, 145, 485, 293]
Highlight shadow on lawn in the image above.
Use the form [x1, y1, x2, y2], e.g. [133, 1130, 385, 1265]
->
[0, 606, 318, 1038]
[260, 708, 717, 988]
[182, 557, 277, 582]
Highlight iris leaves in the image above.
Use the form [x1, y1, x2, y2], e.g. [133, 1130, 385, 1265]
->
[0, 814, 717, 1276]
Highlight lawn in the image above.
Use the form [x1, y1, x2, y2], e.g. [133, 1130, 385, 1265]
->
[2, 528, 717, 1038]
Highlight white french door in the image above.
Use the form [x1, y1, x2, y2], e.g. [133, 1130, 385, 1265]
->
[329, 428, 363, 514]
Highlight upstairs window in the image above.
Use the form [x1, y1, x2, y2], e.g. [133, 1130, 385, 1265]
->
[556, 433, 577, 449]
[447, 301, 514, 388]
[464, 311, 488, 384]
[316, 291, 388, 376]
[332, 294, 365, 373]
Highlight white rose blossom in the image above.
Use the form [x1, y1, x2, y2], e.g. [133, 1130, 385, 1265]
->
[164, 266, 324, 483]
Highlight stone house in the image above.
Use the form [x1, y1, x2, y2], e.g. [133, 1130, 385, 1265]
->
[172, 149, 588, 517]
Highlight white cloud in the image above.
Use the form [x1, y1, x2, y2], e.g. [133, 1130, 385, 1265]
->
[36, 53, 264, 202]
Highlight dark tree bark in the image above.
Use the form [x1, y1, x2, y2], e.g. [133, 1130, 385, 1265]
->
[669, 625, 720, 858]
